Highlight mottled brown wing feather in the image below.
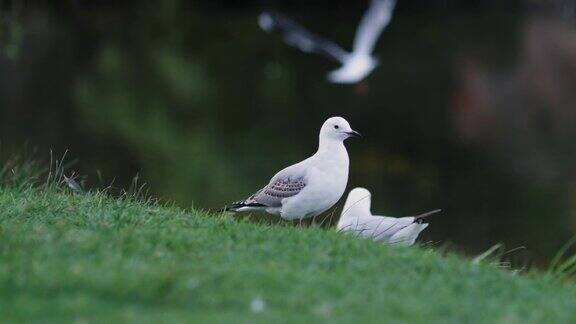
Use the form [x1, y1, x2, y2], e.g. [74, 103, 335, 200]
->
[250, 177, 306, 207]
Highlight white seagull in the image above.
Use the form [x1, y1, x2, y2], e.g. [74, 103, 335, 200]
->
[337, 187, 440, 246]
[225, 117, 360, 220]
[258, 0, 396, 84]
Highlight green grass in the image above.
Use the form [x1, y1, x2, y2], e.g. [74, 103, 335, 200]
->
[1, 187, 576, 323]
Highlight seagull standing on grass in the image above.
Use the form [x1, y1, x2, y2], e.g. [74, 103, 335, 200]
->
[258, 0, 396, 84]
[337, 188, 440, 246]
[225, 117, 361, 220]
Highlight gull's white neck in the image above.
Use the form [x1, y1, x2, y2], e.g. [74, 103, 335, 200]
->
[317, 136, 346, 155]
[314, 136, 350, 174]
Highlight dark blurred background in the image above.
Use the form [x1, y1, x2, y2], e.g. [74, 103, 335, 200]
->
[1, 0, 576, 264]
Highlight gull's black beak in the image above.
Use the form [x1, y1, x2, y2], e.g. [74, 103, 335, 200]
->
[346, 130, 362, 138]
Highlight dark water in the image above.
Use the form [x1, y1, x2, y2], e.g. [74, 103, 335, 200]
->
[1, 1, 576, 264]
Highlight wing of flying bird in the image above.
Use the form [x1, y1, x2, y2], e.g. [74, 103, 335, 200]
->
[352, 0, 396, 55]
[259, 11, 349, 63]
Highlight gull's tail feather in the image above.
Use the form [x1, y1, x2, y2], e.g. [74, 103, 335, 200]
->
[414, 209, 441, 222]
[221, 200, 266, 213]
[258, 11, 349, 63]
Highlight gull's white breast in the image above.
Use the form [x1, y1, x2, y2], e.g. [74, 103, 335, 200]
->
[280, 150, 349, 220]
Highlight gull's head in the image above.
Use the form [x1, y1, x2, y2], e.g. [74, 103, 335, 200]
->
[258, 12, 274, 32]
[319, 116, 361, 142]
[341, 187, 372, 220]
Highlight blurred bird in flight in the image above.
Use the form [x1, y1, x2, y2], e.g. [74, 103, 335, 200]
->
[258, 0, 396, 84]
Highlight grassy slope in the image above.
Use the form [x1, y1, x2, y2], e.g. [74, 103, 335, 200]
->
[1, 188, 575, 323]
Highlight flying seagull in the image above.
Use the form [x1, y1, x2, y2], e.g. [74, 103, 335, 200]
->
[258, 0, 396, 84]
[337, 188, 440, 246]
[225, 117, 361, 220]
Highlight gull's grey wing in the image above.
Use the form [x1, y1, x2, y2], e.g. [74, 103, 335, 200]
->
[248, 177, 306, 207]
[352, 0, 396, 55]
[259, 11, 349, 63]
[389, 223, 429, 246]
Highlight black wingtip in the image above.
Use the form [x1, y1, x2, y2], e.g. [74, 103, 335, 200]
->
[415, 209, 442, 221]
[219, 201, 243, 213]
[220, 201, 266, 213]
[219, 206, 232, 213]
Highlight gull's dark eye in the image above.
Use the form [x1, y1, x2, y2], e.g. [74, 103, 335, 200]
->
[334, 125, 339, 129]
